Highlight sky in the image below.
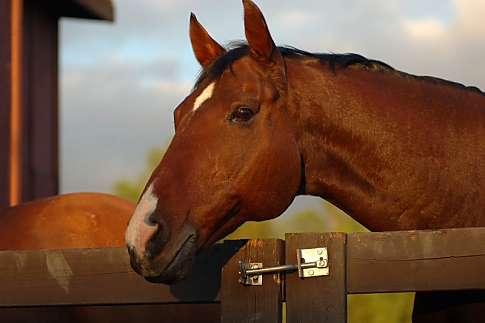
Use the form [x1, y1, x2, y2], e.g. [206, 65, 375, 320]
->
[59, 0, 485, 212]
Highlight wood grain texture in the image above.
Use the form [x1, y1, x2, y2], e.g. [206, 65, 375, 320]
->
[347, 227, 485, 293]
[0, 243, 240, 307]
[0, 303, 221, 323]
[221, 239, 285, 323]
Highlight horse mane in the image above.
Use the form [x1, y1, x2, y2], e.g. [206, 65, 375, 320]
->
[195, 43, 484, 96]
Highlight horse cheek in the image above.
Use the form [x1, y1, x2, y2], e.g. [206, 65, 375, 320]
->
[252, 135, 300, 221]
[276, 141, 301, 208]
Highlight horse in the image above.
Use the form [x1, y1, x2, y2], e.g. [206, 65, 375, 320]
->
[125, 0, 485, 321]
[0, 192, 135, 250]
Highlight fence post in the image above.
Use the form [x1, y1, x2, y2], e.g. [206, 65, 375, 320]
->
[285, 232, 347, 323]
[221, 239, 285, 323]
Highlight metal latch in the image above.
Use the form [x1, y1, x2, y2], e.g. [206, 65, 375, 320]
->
[238, 247, 329, 285]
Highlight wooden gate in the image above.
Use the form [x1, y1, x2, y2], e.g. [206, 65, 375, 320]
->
[1, 227, 485, 322]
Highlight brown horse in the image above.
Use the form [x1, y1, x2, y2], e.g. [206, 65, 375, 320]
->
[0, 192, 135, 250]
[125, 0, 485, 321]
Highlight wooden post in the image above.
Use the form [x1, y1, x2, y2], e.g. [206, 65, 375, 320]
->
[10, 0, 23, 206]
[285, 232, 347, 323]
[0, 0, 13, 208]
[221, 239, 285, 323]
[20, 1, 60, 202]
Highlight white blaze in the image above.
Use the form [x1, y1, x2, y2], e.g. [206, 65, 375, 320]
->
[125, 183, 159, 256]
[192, 82, 215, 112]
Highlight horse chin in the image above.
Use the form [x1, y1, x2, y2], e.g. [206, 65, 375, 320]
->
[127, 224, 198, 285]
[143, 253, 196, 285]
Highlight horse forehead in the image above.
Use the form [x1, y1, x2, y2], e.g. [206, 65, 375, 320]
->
[174, 82, 217, 125]
[192, 82, 216, 112]
[178, 59, 270, 119]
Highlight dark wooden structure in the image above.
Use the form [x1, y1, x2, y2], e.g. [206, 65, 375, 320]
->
[0, 0, 113, 209]
[1, 227, 484, 322]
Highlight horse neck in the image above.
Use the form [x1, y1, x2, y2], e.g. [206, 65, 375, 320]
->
[284, 58, 485, 231]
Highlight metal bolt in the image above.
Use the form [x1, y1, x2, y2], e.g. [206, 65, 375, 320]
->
[250, 264, 260, 282]
[317, 249, 323, 255]
[308, 269, 314, 276]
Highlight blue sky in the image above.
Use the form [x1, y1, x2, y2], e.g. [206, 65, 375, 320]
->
[59, 0, 485, 212]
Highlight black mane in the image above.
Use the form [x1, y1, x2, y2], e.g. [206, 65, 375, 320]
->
[195, 43, 484, 95]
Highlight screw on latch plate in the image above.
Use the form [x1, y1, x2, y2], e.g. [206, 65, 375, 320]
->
[297, 247, 329, 278]
[238, 247, 329, 285]
[238, 262, 263, 285]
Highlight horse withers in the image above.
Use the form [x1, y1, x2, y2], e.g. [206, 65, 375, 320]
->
[125, 1, 485, 321]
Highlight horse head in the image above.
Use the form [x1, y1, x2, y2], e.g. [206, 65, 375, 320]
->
[125, 0, 301, 284]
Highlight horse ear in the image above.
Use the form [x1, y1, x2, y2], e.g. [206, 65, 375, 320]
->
[243, 0, 285, 70]
[189, 13, 226, 67]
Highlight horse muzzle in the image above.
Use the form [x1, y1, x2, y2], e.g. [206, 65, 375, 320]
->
[127, 221, 199, 284]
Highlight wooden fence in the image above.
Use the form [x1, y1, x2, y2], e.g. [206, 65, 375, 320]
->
[1, 227, 485, 322]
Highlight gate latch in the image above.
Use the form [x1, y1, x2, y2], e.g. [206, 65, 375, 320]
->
[238, 247, 329, 285]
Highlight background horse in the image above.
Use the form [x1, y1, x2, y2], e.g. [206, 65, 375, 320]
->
[125, 0, 485, 321]
[0, 192, 135, 250]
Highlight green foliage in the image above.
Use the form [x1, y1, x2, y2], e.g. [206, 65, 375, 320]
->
[113, 145, 413, 322]
[348, 292, 414, 323]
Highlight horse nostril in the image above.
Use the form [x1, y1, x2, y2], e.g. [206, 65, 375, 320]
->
[145, 213, 170, 256]
[147, 212, 164, 227]
[145, 213, 158, 227]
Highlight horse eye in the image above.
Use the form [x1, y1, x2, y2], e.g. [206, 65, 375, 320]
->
[233, 107, 254, 121]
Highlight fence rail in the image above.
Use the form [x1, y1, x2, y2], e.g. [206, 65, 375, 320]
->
[1, 227, 485, 322]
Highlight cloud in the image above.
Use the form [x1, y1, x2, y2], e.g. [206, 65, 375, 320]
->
[60, 50, 192, 192]
[452, 0, 485, 35]
[402, 17, 446, 40]
[389, 0, 485, 87]
[275, 10, 316, 27]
